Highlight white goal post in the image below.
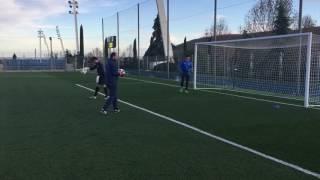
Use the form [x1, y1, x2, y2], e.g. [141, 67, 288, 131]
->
[194, 33, 320, 108]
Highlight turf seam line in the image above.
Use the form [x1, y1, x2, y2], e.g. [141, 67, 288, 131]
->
[76, 83, 320, 179]
[124, 77, 320, 110]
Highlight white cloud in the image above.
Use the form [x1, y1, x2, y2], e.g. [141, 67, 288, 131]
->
[0, 0, 69, 55]
[209, 14, 227, 21]
[79, 0, 122, 13]
[83, 0, 119, 7]
[0, 0, 66, 31]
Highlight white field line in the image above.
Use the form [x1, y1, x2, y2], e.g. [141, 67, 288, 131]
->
[76, 83, 320, 179]
[124, 77, 320, 110]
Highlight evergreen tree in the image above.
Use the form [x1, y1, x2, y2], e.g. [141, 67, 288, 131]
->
[144, 15, 165, 57]
[183, 37, 187, 56]
[80, 25, 84, 56]
[79, 24, 84, 65]
[133, 39, 137, 60]
[273, 0, 291, 34]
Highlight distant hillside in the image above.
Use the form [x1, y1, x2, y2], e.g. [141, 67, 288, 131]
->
[173, 26, 320, 60]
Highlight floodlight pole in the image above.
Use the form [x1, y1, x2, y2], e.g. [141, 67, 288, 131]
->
[38, 29, 43, 61]
[68, 0, 80, 70]
[102, 18, 105, 59]
[56, 26, 65, 55]
[117, 12, 120, 68]
[138, 3, 140, 74]
[298, 0, 303, 33]
[213, 0, 217, 84]
[297, 0, 303, 95]
[167, 0, 170, 79]
[213, 0, 217, 41]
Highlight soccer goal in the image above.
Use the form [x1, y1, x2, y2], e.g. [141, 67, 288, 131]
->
[194, 33, 320, 108]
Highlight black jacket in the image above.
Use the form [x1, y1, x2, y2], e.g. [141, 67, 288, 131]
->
[90, 62, 104, 77]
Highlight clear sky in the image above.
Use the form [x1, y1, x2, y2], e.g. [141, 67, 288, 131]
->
[0, 0, 319, 57]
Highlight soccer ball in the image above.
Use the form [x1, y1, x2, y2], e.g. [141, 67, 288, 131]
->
[119, 68, 126, 77]
[81, 67, 89, 74]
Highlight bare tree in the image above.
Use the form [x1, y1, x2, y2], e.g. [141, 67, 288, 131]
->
[303, 15, 317, 28]
[92, 48, 102, 58]
[244, 0, 293, 33]
[292, 13, 317, 29]
[205, 17, 229, 37]
[126, 44, 133, 57]
[216, 18, 229, 35]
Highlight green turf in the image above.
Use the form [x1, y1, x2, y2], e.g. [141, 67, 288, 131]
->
[0, 72, 319, 180]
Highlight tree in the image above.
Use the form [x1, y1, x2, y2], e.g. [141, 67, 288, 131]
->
[302, 15, 317, 28]
[244, 0, 293, 33]
[65, 49, 73, 63]
[92, 48, 102, 57]
[133, 38, 137, 60]
[183, 37, 187, 56]
[79, 24, 84, 65]
[216, 18, 229, 35]
[242, 30, 250, 38]
[273, 0, 291, 34]
[12, 53, 17, 60]
[292, 13, 317, 29]
[205, 17, 229, 37]
[80, 25, 84, 57]
[144, 15, 165, 57]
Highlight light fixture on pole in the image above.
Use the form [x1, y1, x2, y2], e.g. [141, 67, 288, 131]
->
[68, 0, 80, 69]
[38, 29, 43, 61]
[56, 26, 65, 56]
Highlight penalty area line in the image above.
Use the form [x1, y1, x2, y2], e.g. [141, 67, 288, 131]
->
[75, 83, 320, 179]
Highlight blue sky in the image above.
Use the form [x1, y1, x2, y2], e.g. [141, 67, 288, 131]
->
[0, 0, 319, 57]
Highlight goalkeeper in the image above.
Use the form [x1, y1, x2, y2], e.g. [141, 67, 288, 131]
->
[179, 55, 193, 93]
[89, 57, 108, 99]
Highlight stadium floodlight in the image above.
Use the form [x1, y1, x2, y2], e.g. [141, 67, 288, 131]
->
[68, 0, 80, 69]
[194, 33, 320, 108]
[56, 26, 65, 55]
[38, 29, 43, 61]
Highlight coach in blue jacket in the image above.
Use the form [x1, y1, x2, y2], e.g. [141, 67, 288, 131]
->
[101, 52, 120, 114]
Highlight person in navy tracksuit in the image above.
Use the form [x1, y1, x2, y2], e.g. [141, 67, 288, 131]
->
[89, 57, 108, 99]
[101, 52, 120, 114]
[179, 55, 193, 93]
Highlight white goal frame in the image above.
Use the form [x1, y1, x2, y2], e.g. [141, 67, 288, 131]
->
[194, 33, 319, 108]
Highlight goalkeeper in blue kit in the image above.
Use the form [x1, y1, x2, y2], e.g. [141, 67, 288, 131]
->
[89, 57, 108, 99]
[179, 55, 193, 93]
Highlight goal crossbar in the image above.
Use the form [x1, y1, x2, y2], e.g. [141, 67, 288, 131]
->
[194, 33, 320, 108]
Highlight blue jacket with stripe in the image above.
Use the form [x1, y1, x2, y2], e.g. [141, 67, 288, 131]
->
[105, 59, 119, 87]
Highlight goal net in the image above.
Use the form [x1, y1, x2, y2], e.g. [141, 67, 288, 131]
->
[194, 33, 320, 108]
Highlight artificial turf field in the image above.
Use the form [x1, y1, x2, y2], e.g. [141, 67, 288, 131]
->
[0, 72, 320, 180]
